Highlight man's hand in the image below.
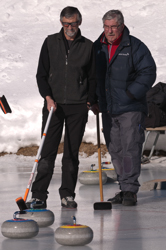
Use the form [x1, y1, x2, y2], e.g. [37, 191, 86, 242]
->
[87, 102, 100, 115]
[46, 96, 57, 112]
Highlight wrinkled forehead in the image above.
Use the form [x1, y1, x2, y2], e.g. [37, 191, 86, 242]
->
[104, 18, 118, 25]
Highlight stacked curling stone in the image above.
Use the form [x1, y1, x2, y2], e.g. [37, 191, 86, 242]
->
[100, 162, 117, 181]
[17, 201, 55, 227]
[55, 216, 93, 246]
[17, 208, 55, 227]
[78, 164, 107, 185]
[1, 211, 39, 239]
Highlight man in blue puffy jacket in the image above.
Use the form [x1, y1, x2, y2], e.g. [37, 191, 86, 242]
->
[94, 10, 156, 206]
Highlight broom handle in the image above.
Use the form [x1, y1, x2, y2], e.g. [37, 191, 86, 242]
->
[23, 107, 54, 201]
[96, 112, 104, 202]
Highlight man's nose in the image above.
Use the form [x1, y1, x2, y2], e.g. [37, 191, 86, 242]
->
[108, 27, 113, 32]
[68, 24, 73, 29]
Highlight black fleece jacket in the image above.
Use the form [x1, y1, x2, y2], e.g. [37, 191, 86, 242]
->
[36, 28, 97, 105]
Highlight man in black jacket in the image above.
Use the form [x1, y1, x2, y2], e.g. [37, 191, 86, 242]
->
[26, 6, 97, 209]
[94, 10, 156, 206]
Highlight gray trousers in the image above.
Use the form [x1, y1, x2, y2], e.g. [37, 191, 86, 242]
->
[102, 112, 145, 193]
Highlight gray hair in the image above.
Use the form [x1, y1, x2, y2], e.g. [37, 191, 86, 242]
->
[60, 6, 82, 23]
[102, 10, 124, 25]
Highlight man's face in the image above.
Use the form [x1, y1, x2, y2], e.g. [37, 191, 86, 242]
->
[61, 14, 80, 40]
[103, 18, 124, 44]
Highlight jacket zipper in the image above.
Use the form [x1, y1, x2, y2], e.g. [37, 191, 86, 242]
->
[66, 54, 68, 65]
[64, 50, 69, 103]
[109, 45, 124, 114]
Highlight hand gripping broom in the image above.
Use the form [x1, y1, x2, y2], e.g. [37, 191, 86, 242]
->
[15, 107, 54, 210]
[93, 113, 112, 210]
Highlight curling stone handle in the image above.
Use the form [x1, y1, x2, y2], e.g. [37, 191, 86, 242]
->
[30, 200, 44, 209]
[13, 211, 27, 219]
[91, 164, 95, 171]
[72, 216, 76, 225]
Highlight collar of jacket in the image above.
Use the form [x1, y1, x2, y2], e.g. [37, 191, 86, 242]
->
[119, 26, 131, 47]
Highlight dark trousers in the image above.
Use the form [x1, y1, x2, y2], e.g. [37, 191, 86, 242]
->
[102, 112, 145, 193]
[31, 103, 88, 201]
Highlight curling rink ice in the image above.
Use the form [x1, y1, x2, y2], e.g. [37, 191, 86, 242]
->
[1, 153, 166, 250]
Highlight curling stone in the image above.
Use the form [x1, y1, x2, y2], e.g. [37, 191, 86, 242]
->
[79, 164, 107, 185]
[1, 211, 39, 239]
[100, 162, 117, 181]
[17, 208, 54, 227]
[55, 216, 93, 246]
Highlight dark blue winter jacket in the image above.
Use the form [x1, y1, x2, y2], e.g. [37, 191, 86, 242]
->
[94, 26, 156, 115]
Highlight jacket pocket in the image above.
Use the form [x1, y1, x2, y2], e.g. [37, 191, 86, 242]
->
[135, 123, 145, 144]
[78, 72, 88, 85]
[112, 88, 134, 106]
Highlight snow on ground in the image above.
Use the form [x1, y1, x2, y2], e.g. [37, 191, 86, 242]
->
[0, 0, 166, 154]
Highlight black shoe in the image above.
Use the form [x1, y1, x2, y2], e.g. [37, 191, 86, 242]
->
[61, 196, 77, 209]
[122, 191, 137, 206]
[107, 192, 123, 204]
[26, 198, 47, 209]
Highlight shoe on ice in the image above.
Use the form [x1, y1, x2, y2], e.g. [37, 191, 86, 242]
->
[61, 196, 77, 208]
[122, 191, 137, 206]
[107, 191, 123, 204]
[26, 198, 47, 209]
